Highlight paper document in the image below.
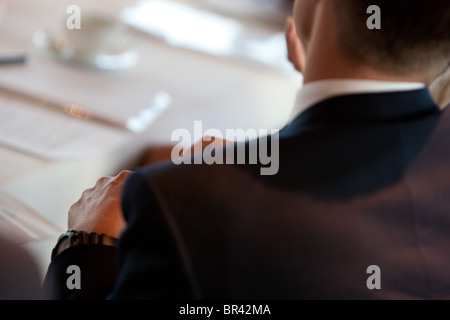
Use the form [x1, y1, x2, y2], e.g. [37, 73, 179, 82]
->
[0, 89, 133, 160]
[0, 191, 61, 244]
[0, 42, 171, 159]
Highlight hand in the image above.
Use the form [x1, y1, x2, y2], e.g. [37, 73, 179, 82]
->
[68, 170, 132, 239]
[285, 16, 307, 73]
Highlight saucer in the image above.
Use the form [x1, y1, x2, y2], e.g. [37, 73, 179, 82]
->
[32, 28, 139, 71]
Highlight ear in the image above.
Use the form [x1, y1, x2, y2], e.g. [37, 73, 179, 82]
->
[292, 0, 322, 50]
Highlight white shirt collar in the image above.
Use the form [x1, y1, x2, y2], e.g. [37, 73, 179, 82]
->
[288, 79, 426, 123]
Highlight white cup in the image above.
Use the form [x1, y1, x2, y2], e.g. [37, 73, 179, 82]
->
[60, 12, 128, 63]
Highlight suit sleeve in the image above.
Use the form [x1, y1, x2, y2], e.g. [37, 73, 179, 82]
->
[107, 169, 196, 299]
[43, 244, 118, 300]
[43, 167, 196, 300]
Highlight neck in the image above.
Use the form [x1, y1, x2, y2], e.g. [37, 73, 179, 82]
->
[302, 3, 427, 85]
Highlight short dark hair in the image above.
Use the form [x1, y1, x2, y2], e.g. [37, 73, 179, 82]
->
[331, 0, 450, 79]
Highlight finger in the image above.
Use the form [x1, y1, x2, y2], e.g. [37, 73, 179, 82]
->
[92, 176, 110, 189]
[115, 169, 132, 177]
[112, 170, 132, 182]
[89, 171, 131, 190]
[75, 173, 121, 207]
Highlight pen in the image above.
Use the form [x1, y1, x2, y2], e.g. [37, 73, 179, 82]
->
[0, 82, 170, 133]
[0, 54, 27, 65]
[0, 82, 129, 132]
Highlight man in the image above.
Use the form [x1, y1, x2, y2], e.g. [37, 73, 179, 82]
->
[44, 0, 450, 299]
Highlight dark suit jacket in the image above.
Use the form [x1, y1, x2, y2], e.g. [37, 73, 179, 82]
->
[44, 88, 450, 299]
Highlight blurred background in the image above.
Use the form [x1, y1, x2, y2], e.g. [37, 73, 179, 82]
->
[0, 0, 301, 280]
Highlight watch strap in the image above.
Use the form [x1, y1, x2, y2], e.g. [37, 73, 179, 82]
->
[51, 229, 117, 261]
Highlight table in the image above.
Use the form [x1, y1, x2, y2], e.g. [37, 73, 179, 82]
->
[0, 0, 301, 279]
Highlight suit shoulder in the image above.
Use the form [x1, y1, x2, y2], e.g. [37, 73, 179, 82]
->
[132, 159, 244, 184]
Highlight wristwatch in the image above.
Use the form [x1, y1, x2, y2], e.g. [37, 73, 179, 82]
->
[51, 229, 117, 261]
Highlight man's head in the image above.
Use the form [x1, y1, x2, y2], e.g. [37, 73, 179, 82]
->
[293, 0, 449, 83]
